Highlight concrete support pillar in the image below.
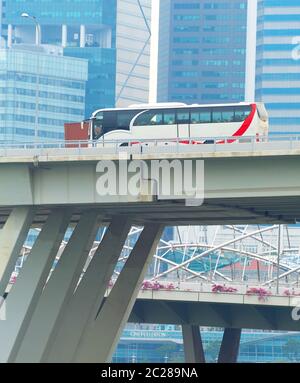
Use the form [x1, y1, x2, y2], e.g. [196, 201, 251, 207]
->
[182, 325, 206, 363]
[0, 207, 35, 297]
[80, 24, 85, 48]
[14, 210, 100, 363]
[7, 24, 13, 48]
[218, 328, 242, 363]
[62, 24, 67, 48]
[73, 223, 164, 363]
[0, 210, 71, 363]
[44, 216, 132, 362]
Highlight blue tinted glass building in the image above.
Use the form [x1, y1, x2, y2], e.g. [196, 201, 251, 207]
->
[2, 0, 117, 118]
[255, 0, 300, 135]
[157, 0, 248, 104]
[0, 45, 87, 142]
[114, 325, 300, 363]
[2, 0, 152, 118]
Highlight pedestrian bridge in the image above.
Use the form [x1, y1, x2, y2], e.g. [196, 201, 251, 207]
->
[128, 283, 300, 332]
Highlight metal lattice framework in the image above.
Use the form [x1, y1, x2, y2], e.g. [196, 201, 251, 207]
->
[14, 224, 300, 293]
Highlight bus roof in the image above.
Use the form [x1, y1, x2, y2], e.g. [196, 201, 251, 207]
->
[91, 102, 258, 117]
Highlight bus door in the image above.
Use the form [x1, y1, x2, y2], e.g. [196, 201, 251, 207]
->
[176, 110, 190, 142]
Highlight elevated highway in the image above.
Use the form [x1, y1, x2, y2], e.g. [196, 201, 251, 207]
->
[1, 137, 300, 363]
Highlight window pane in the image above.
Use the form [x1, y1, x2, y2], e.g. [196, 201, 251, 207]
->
[191, 109, 211, 123]
[164, 111, 176, 124]
[95, 112, 103, 120]
[222, 108, 235, 122]
[212, 111, 222, 123]
[150, 113, 163, 125]
[134, 111, 162, 126]
[191, 112, 200, 124]
[234, 106, 251, 122]
[177, 110, 190, 123]
[212, 108, 235, 123]
[200, 111, 211, 123]
[117, 111, 138, 130]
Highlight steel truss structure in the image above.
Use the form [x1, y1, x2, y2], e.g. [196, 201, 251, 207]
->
[14, 224, 300, 294]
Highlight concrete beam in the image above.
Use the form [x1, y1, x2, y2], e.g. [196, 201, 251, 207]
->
[182, 325, 205, 363]
[0, 209, 71, 363]
[44, 216, 132, 362]
[73, 223, 164, 363]
[14, 210, 100, 363]
[218, 328, 242, 363]
[0, 207, 35, 297]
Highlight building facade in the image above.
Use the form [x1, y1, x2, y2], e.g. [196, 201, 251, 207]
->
[114, 325, 300, 363]
[2, 0, 152, 119]
[255, 0, 300, 136]
[157, 0, 248, 104]
[2, 0, 117, 118]
[116, 0, 151, 107]
[0, 45, 87, 142]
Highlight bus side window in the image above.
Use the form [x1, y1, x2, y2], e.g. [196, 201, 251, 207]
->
[191, 109, 211, 124]
[151, 113, 163, 125]
[134, 111, 163, 126]
[234, 106, 251, 122]
[177, 110, 190, 124]
[222, 108, 235, 123]
[164, 111, 176, 125]
[191, 112, 200, 124]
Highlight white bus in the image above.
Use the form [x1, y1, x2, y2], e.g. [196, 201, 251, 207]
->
[89, 102, 268, 144]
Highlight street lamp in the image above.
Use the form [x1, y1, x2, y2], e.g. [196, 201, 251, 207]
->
[21, 12, 41, 45]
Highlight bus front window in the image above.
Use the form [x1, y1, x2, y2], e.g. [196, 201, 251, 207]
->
[92, 112, 104, 139]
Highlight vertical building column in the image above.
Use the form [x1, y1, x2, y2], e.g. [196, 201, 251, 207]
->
[7, 24, 13, 48]
[80, 24, 86, 48]
[62, 24, 67, 48]
[0, 209, 72, 363]
[35, 24, 42, 46]
[0, 207, 35, 297]
[218, 328, 242, 363]
[72, 223, 164, 363]
[44, 216, 132, 362]
[182, 325, 206, 363]
[14, 210, 100, 363]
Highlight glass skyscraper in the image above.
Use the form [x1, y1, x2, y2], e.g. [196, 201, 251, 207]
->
[0, 45, 87, 142]
[157, 0, 248, 104]
[2, 0, 152, 117]
[2, 0, 117, 118]
[255, 0, 300, 135]
[116, 0, 151, 107]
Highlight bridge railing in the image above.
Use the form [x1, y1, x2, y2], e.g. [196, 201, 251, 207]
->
[1, 135, 300, 157]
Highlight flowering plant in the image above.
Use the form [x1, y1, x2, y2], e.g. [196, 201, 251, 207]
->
[212, 284, 238, 293]
[246, 287, 271, 301]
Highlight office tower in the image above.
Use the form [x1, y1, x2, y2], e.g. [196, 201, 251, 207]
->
[116, 0, 151, 107]
[0, 45, 87, 142]
[255, 0, 300, 135]
[2, 0, 116, 118]
[2, 0, 152, 117]
[157, 0, 248, 104]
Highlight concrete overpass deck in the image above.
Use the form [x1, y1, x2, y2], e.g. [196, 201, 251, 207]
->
[1, 141, 300, 226]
